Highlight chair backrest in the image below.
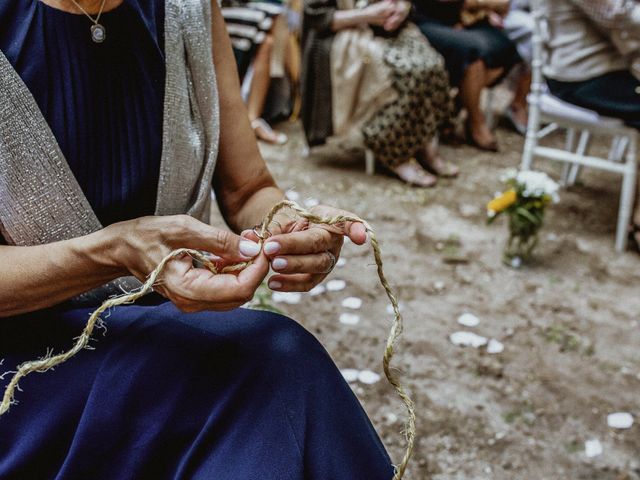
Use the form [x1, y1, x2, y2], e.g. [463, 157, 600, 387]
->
[529, 7, 548, 101]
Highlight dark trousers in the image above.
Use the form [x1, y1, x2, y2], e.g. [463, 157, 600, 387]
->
[547, 70, 640, 130]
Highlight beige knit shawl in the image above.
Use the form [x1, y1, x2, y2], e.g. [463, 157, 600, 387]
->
[0, 0, 220, 304]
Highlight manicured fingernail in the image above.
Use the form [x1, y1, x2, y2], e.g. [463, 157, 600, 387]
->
[272, 257, 287, 271]
[264, 241, 281, 255]
[239, 240, 260, 257]
[269, 280, 282, 290]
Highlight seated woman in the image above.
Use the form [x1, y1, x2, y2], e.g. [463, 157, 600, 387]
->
[534, 0, 640, 250]
[223, 0, 290, 144]
[0, 0, 395, 478]
[302, 0, 458, 188]
[412, 0, 521, 151]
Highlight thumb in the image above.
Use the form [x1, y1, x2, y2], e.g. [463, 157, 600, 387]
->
[179, 218, 261, 262]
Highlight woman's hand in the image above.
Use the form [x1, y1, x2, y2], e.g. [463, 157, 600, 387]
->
[241, 205, 368, 292]
[363, 0, 396, 27]
[383, 0, 410, 32]
[108, 215, 269, 312]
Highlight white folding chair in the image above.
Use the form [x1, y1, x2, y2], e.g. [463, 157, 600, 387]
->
[521, 10, 638, 252]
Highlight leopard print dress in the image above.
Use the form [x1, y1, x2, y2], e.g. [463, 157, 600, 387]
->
[362, 25, 453, 168]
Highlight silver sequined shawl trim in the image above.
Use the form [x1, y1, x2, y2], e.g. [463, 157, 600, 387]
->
[0, 0, 220, 305]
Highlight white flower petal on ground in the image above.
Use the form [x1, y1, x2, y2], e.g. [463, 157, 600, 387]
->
[457, 312, 480, 327]
[307, 284, 326, 296]
[584, 439, 603, 458]
[340, 368, 359, 383]
[304, 197, 320, 208]
[326, 279, 347, 291]
[342, 297, 362, 309]
[339, 313, 360, 325]
[387, 303, 404, 314]
[450, 331, 488, 348]
[285, 190, 300, 201]
[271, 292, 302, 304]
[336, 257, 347, 268]
[487, 339, 504, 354]
[358, 370, 381, 384]
[607, 412, 634, 429]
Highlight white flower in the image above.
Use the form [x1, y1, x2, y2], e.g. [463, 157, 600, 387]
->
[506, 170, 560, 202]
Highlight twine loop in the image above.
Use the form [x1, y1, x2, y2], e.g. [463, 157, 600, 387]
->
[0, 200, 416, 479]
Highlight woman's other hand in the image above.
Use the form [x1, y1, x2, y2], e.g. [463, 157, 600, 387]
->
[383, 0, 410, 32]
[107, 215, 269, 312]
[242, 205, 367, 292]
[363, 0, 396, 27]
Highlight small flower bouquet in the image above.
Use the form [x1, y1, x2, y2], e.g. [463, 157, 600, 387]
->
[487, 170, 559, 267]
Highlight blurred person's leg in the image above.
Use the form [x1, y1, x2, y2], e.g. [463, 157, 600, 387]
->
[247, 34, 288, 145]
[460, 59, 503, 151]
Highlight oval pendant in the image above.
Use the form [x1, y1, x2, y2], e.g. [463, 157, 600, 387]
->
[91, 24, 106, 43]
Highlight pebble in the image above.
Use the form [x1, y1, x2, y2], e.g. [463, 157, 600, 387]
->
[340, 368, 359, 383]
[326, 279, 347, 291]
[449, 331, 488, 348]
[271, 292, 302, 304]
[584, 439, 603, 458]
[342, 297, 363, 309]
[307, 284, 326, 296]
[487, 339, 505, 354]
[358, 370, 381, 384]
[434, 281, 446, 291]
[457, 312, 480, 327]
[607, 412, 634, 429]
[339, 313, 360, 325]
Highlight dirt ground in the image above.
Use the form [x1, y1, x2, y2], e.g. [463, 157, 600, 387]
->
[227, 104, 640, 479]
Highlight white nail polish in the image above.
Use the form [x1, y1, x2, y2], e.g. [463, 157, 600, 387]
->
[239, 240, 260, 257]
[264, 242, 281, 255]
[272, 258, 287, 271]
[269, 280, 282, 289]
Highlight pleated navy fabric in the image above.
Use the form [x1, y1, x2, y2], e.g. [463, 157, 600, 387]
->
[0, 1, 394, 479]
[0, 0, 164, 226]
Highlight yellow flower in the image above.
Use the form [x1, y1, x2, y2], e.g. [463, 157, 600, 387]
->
[487, 189, 517, 215]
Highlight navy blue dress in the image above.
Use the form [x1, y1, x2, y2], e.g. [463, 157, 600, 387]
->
[0, 1, 394, 478]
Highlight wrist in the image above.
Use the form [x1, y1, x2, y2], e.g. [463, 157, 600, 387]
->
[85, 224, 130, 278]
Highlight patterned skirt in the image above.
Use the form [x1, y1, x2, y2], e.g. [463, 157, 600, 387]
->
[362, 26, 453, 168]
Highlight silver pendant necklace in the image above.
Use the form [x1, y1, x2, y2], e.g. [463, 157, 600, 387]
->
[67, 0, 108, 43]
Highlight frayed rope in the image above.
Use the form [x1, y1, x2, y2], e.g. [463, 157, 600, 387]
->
[0, 200, 416, 479]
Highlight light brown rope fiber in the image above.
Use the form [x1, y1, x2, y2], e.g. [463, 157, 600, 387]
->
[0, 200, 415, 479]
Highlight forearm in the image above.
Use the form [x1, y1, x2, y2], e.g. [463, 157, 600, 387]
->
[0, 229, 124, 317]
[331, 9, 370, 30]
[464, 0, 509, 13]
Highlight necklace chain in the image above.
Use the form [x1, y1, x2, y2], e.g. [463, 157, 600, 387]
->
[67, 0, 108, 43]
[67, 0, 107, 25]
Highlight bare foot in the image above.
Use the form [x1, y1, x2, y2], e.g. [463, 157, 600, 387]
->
[419, 141, 459, 178]
[251, 118, 288, 145]
[391, 160, 437, 188]
[466, 120, 498, 152]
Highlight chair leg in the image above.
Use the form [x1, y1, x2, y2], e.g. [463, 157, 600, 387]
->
[615, 134, 638, 252]
[485, 88, 495, 130]
[365, 148, 375, 176]
[521, 105, 541, 171]
[561, 128, 576, 185]
[567, 130, 591, 186]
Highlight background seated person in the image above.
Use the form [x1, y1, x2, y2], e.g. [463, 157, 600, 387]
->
[533, 0, 640, 249]
[302, 0, 458, 187]
[412, 0, 521, 151]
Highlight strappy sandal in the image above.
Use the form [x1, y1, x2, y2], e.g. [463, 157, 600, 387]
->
[388, 159, 438, 188]
[251, 118, 288, 145]
[417, 150, 459, 179]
